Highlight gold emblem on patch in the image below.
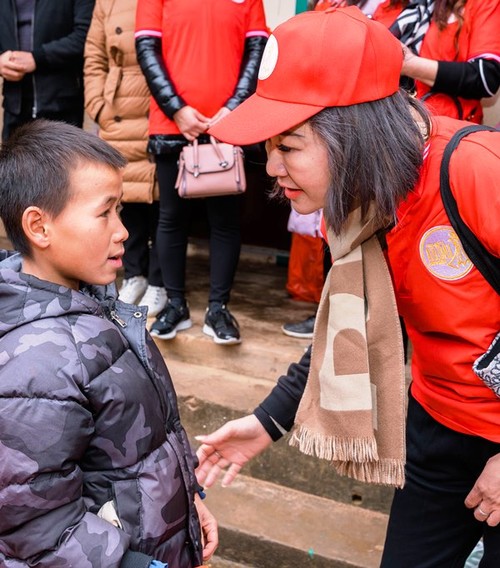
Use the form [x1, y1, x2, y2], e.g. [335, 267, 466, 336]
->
[419, 225, 473, 281]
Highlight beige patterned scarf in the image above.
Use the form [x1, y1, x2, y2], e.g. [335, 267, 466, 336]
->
[290, 205, 406, 487]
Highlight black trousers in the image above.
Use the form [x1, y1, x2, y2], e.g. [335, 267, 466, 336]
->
[155, 153, 241, 304]
[381, 392, 500, 567]
[121, 201, 162, 287]
[2, 101, 84, 141]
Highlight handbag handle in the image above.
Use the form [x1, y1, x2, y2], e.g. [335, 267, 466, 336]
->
[192, 136, 229, 177]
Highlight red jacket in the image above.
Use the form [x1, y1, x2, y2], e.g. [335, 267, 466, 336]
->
[417, 0, 500, 123]
[386, 116, 500, 441]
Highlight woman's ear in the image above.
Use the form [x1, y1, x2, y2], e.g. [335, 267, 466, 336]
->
[22, 206, 50, 250]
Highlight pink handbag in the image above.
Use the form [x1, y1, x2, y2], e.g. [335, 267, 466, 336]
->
[175, 137, 246, 198]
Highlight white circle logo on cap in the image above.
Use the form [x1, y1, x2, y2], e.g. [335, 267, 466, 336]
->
[258, 35, 279, 80]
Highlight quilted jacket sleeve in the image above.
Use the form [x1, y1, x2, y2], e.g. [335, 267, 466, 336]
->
[83, 0, 108, 121]
[32, 0, 95, 71]
[135, 35, 186, 120]
[224, 35, 267, 110]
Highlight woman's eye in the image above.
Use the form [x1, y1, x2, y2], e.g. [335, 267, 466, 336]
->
[100, 209, 110, 218]
[277, 143, 292, 153]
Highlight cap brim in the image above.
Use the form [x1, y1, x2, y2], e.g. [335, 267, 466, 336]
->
[208, 92, 324, 146]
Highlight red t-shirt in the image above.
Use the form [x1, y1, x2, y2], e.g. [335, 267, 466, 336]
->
[135, 0, 268, 135]
[386, 116, 500, 441]
[417, 0, 500, 123]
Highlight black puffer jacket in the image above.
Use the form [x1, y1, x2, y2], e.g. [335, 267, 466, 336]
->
[0, 0, 95, 116]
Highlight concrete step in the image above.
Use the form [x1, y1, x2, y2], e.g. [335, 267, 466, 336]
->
[170, 358, 394, 515]
[155, 313, 308, 383]
[203, 474, 388, 568]
[151, 245, 313, 382]
[207, 558, 250, 568]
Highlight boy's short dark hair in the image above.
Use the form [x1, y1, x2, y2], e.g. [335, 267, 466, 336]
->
[0, 119, 127, 257]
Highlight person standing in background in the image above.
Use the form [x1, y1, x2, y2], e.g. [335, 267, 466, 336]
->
[84, 0, 167, 317]
[373, 0, 408, 27]
[394, 0, 500, 124]
[135, 0, 268, 345]
[0, 0, 95, 141]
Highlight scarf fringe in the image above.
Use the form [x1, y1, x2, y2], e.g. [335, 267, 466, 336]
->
[290, 425, 379, 463]
[333, 459, 405, 488]
[290, 425, 405, 488]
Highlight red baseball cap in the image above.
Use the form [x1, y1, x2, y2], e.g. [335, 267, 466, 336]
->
[209, 6, 403, 145]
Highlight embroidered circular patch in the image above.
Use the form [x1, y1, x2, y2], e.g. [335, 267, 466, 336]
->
[258, 35, 278, 80]
[419, 225, 473, 281]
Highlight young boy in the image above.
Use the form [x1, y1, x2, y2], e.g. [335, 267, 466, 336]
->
[0, 120, 216, 568]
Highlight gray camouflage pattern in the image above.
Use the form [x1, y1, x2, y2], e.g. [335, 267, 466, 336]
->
[0, 251, 203, 567]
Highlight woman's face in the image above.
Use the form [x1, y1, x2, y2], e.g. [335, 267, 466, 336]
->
[265, 122, 330, 215]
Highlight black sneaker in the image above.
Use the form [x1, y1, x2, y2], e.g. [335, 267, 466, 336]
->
[203, 304, 241, 345]
[281, 314, 316, 339]
[150, 298, 192, 340]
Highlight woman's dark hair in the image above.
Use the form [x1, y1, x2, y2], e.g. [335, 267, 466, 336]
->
[0, 119, 127, 256]
[305, 90, 429, 235]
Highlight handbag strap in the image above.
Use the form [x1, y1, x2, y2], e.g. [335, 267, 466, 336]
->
[209, 136, 229, 168]
[439, 124, 500, 294]
[191, 137, 230, 178]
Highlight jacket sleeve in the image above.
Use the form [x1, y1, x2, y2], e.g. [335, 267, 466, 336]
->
[434, 58, 500, 100]
[135, 35, 186, 120]
[32, 0, 96, 71]
[83, 0, 107, 121]
[224, 35, 267, 110]
[254, 345, 311, 441]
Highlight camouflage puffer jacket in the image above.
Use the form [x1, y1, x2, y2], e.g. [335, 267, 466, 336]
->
[0, 251, 203, 568]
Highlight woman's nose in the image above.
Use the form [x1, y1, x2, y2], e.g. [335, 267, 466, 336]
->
[266, 147, 286, 178]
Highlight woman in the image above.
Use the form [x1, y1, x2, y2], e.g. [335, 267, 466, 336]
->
[195, 8, 500, 566]
[135, 0, 268, 345]
[84, 0, 167, 317]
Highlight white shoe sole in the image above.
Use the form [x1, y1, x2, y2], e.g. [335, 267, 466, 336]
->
[203, 324, 241, 345]
[281, 326, 313, 339]
[150, 318, 192, 340]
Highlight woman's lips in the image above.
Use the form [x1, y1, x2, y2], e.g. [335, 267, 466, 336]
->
[283, 186, 303, 200]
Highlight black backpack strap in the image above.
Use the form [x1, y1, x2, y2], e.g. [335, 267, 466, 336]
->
[440, 124, 500, 294]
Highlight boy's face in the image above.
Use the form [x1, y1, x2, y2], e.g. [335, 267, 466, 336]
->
[32, 163, 128, 290]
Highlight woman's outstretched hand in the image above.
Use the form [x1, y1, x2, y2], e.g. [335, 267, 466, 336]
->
[195, 414, 273, 488]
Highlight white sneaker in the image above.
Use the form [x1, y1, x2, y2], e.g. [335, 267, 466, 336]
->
[118, 276, 148, 304]
[140, 285, 168, 317]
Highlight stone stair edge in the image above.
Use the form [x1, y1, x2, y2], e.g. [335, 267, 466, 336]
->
[204, 473, 388, 568]
[172, 359, 394, 516]
[168, 358, 276, 415]
[153, 319, 309, 383]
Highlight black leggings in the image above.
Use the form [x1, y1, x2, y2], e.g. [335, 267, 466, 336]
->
[155, 153, 241, 304]
[120, 201, 162, 286]
[2, 105, 84, 142]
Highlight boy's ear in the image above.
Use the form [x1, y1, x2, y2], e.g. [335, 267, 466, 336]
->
[22, 207, 51, 250]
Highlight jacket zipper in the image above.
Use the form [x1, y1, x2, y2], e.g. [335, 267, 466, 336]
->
[108, 307, 172, 431]
[30, 2, 38, 118]
[109, 309, 127, 328]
